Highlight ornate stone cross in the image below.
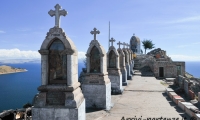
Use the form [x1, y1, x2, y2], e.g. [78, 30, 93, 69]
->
[90, 28, 100, 40]
[48, 4, 67, 27]
[109, 37, 115, 46]
[117, 41, 122, 48]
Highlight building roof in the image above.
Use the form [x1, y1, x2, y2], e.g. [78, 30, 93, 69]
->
[130, 35, 140, 44]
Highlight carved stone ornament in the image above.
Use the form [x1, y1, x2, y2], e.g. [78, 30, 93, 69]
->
[85, 54, 91, 57]
[38, 50, 49, 55]
[89, 40, 100, 47]
[109, 46, 116, 50]
[46, 26, 66, 39]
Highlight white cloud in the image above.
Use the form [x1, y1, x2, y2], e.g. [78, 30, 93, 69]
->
[0, 49, 86, 60]
[0, 49, 40, 59]
[170, 54, 200, 61]
[78, 51, 86, 60]
[0, 30, 5, 33]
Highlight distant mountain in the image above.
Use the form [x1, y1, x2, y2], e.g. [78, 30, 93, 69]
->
[0, 65, 27, 74]
[0, 59, 41, 64]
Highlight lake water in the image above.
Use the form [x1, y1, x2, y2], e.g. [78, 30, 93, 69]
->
[0, 61, 199, 112]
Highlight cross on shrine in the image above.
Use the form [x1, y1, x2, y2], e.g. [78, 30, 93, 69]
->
[126, 43, 130, 48]
[48, 4, 67, 27]
[90, 28, 100, 40]
[122, 42, 126, 48]
[109, 37, 115, 46]
[117, 41, 122, 48]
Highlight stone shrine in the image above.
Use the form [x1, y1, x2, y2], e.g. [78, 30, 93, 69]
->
[32, 4, 85, 120]
[117, 41, 127, 86]
[107, 38, 123, 94]
[122, 42, 132, 80]
[130, 34, 141, 54]
[126, 43, 134, 75]
[81, 28, 111, 110]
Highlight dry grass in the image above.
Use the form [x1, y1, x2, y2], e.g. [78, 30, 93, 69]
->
[0, 65, 26, 74]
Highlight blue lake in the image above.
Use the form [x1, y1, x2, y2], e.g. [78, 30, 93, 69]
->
[0, 61, 199, 112]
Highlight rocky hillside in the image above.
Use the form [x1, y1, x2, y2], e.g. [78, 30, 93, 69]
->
[0, 65, 27, 74]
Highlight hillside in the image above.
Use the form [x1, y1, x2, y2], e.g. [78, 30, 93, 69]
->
[0, 65, 27, 75]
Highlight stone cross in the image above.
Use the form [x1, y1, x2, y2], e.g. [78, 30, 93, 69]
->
[90, 28, 100, 40]
[126, 43, 130, 48]
[48, 4, 67, 27]
[109, 37, 115, 46]
[117, 41, 122, 48]
[122, 42, 126, 48]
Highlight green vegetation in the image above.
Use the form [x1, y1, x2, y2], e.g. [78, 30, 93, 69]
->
[142, 39, 155, 54]
[23, 102, 32, 108]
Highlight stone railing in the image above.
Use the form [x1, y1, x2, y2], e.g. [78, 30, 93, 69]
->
[176, 75, 199, 100]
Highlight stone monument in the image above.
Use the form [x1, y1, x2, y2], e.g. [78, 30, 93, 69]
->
[117, 41, 127, 86]
[122, 42, 132, 80]
[32, 4, 85, 120]
[126, 43, 134, 75]
[81, 28, 111, 110]
[107, 37, 123, 94]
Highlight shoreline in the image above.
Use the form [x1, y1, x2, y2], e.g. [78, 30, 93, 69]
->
[0, 69, 28, 75]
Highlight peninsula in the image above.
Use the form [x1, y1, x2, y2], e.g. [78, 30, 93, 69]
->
[0, 65, 27, 75]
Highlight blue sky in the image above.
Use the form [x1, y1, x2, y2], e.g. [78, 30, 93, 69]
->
[0, 1, 200, 61]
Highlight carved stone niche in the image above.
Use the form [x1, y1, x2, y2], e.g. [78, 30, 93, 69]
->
[90, 46, 101, 73]
[123, 48, 129, 64]
[48, 39, 67, 84]
[122, 48, 132, 80]
[109, 50, 116, 68]
[117, 48, 127, 86]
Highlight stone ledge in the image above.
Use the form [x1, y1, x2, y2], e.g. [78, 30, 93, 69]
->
[37, 82, 80, 92]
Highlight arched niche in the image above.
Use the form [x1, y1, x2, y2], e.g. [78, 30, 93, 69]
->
[117, 48, 125, 68]
[109, 50, 116, 68]
[90, 46, 100, 73]
[118, 51, 123, 68]
[124, 51, 127, 63]
[48, 39, 67, 84]
[39, 27, 78, 86]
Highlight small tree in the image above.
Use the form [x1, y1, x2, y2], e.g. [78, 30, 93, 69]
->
[23, 102, 32, 108]
[142, 39, 155, 54]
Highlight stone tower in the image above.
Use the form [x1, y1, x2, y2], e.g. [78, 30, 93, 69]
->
[130, 34, 141, 54]
[32, 4, 85, 120]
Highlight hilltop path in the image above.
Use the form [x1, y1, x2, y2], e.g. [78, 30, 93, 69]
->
[86, 73, 189, 120]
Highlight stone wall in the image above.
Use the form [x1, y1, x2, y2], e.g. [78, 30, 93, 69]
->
[177, 75, 200, 100]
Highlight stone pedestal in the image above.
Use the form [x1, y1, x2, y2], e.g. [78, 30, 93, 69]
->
[32, 84, 85, 120]
[126, 63, 132, 80]
[81, 74, 111, 110]
[121, 68, 127, 86]
[130, 60, 134, 75]
[32, 100, 85, 120]
[108, 68, 123, 94]
[82, 83, 111, 110]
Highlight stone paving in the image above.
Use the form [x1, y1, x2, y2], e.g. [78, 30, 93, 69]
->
[86, 74, 189, 120]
